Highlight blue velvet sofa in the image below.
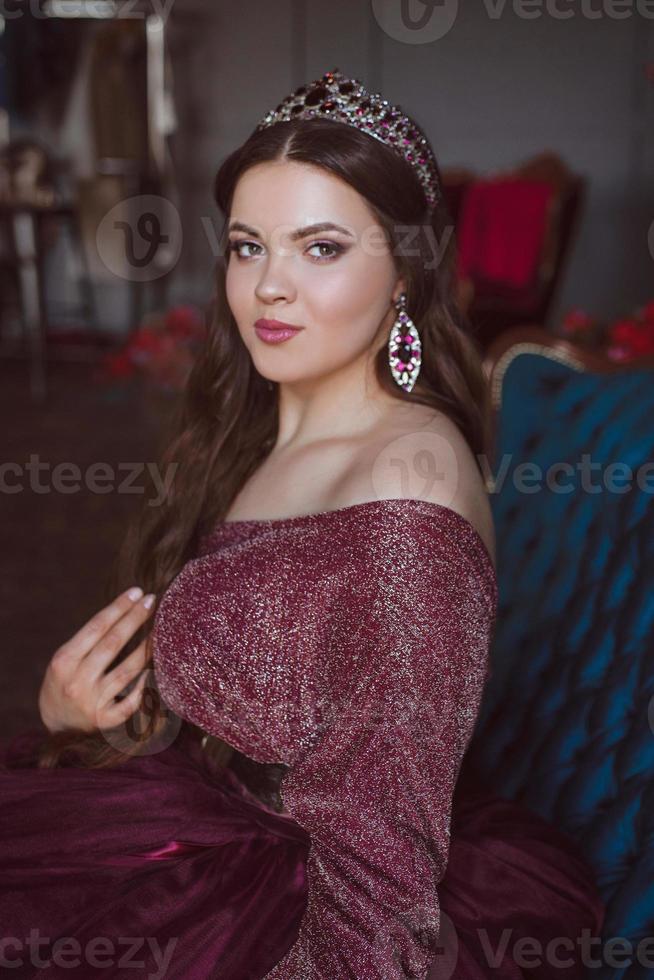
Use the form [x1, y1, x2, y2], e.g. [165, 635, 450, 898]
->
[460, 326, 654, 980]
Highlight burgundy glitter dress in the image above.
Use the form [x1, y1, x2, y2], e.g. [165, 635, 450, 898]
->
[0, 499, 604, 979]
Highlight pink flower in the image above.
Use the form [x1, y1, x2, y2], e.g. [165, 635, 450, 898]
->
[102, 350, 136, 379]
[561, 308, 596, 335]
[609, 318, 654, 356]
[128, 325, 163, 355]
[165, 305, 206, 342]
[97, 303, 207, 393]
[606, 345, 631, 362]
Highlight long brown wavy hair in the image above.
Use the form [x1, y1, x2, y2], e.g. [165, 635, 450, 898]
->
[34, 116, 492, 771]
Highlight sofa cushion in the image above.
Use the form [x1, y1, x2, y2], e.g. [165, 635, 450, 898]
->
[462, 344, 654, 960]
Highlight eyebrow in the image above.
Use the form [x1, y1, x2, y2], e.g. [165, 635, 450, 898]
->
[227, 220, 355, 241]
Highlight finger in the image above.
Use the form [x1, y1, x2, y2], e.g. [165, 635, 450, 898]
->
[98, 640, 150, 708]
[75, 593, 156, 686]
[100, 670, 148, 728]
[54, 587, 148, 670]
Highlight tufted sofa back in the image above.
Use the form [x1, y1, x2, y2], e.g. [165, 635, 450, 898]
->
[461, 328, 654, 979]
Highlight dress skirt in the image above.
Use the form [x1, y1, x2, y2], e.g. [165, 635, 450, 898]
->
[0, 724, 604, 979]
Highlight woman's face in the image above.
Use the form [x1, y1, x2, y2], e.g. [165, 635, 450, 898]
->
[225, 160, 405, 385]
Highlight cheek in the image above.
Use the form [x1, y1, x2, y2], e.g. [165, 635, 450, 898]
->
[224, 262, 240, 310]
[225, 263, 254, 334]
[305, 260, 392, 339]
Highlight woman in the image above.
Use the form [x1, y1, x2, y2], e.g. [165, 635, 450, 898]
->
[0, 69, 604, 979]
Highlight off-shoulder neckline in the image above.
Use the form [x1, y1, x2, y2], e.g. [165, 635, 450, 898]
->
[214, 497, 497, 583]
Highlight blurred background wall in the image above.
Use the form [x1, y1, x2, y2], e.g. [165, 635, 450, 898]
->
[1, 0, 652, 339]
[163, 0, 653, 326]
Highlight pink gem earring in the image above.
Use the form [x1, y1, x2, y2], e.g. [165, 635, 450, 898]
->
[388, 292, 422, 393]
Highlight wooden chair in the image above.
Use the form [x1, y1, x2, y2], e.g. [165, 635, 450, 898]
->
[441, 153, 586, 351]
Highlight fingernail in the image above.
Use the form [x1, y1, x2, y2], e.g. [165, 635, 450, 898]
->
[142, 593, 156, 609]
[128, 587, 144, 601]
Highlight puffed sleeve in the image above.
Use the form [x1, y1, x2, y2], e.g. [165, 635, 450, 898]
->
[263, 512, 497, 979]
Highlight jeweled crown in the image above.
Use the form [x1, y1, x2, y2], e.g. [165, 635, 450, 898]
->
[254, 67, 441, 211]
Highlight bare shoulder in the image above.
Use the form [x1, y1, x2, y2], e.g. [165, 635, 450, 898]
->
[417, 411, 496, 568]
[331, 406, 497, 569]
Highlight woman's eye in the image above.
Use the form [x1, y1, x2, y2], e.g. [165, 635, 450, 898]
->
[306, 241, 344, 261]
[227, 239, 344, 262]
[228, 240, 261, 259]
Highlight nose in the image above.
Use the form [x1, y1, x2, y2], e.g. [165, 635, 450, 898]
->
[254, 251, 297, 306]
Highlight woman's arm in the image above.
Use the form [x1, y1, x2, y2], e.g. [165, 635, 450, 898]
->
[263, 514, 496, 979]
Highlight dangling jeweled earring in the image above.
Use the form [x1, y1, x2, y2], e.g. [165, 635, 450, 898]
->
[388, 292, 422, 393]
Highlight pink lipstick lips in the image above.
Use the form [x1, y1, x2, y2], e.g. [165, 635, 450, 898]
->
[254, 319, 304, 344]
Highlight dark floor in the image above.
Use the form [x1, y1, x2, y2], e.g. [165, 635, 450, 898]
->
[0, 354, 179, 745]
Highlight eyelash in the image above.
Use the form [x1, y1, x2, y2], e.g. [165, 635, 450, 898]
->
[227, 239, 345, 263]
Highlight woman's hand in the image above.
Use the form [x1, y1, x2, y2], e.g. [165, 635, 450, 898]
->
[38, 587, 157, 735]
